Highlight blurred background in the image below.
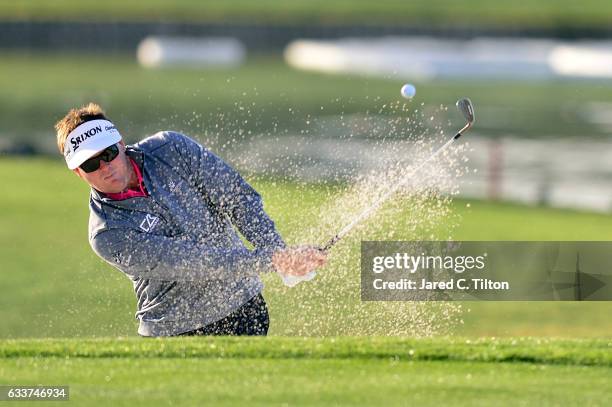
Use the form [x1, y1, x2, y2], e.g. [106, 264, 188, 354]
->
[1, 1, 612, 338]
[2, 0, 612, 209]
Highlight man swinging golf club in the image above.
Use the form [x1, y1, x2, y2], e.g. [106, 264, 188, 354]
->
[55, 103, 326, 337]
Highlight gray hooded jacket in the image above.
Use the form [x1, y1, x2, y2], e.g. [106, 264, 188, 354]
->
[89, 131, 285, 336]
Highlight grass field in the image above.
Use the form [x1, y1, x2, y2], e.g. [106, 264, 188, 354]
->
[2, 156, 611, 404]
[0, 337, 610, 406]
[1, 157, 612, 339]
[1, 52, 612, 152]
[2, 0, 612, 28]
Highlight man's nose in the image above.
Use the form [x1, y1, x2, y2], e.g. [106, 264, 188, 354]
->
[98, 160, 111, 172]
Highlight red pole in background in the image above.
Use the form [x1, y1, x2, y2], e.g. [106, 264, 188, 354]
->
[488, 139, 503, 200]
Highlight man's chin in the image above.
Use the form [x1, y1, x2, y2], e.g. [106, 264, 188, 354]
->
[98, 181, 127, 194]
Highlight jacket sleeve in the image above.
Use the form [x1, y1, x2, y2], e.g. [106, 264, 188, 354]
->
[90, 228, 269, 282]
[170, 132, 286, 261]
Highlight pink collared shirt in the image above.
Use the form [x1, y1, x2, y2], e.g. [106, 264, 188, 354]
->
[105, 157, 148, 200]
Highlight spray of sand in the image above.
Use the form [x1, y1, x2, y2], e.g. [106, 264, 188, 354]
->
[256, 102, 472, 336]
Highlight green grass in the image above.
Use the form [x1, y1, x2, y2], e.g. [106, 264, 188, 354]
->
[2, 337, 610, 365]
[0, 338, 610, 406]
[1, 52, 612, 151]
[2, 0, 612, 28]
[2, 157, 612, 339]
[2, 158, 611, 405]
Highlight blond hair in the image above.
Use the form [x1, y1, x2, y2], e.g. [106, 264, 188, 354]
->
[55, 102, 108, 155]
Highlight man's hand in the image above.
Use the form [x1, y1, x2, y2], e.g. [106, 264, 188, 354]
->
[272, 246, 327, 277]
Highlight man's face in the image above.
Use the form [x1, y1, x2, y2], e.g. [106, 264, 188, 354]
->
[73, 141, 132, 193]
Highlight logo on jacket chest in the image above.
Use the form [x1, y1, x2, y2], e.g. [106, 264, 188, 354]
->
[139, 214, 160, 232]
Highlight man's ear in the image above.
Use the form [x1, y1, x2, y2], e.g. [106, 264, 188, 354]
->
[72, 168, 84, 179]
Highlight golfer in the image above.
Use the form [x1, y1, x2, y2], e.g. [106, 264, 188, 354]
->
[55, 103, 326, 337]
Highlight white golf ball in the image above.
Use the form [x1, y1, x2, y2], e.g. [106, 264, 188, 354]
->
[400, 83, 416, 99]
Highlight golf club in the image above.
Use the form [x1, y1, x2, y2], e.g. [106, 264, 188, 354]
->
[320, 98, 475, 252]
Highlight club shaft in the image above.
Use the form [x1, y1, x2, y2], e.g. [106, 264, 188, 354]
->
[321, 132, 462, 252]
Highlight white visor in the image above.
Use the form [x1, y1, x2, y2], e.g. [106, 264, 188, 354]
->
[64, 119, 122, 169]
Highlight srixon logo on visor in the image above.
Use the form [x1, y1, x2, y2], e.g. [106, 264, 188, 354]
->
[71, 125, 102, 151]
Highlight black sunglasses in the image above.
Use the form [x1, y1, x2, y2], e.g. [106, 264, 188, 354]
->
[79, 144, 120, 173]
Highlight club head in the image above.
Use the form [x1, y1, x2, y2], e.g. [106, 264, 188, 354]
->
[456, 98, 475, 125]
